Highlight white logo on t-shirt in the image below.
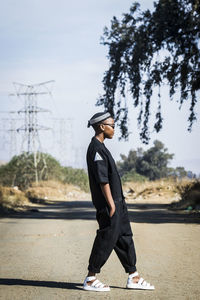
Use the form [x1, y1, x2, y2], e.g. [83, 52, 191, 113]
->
[94, 152, 103, 161]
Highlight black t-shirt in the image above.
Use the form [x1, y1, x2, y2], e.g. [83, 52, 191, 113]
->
[86, 136, 124, 210]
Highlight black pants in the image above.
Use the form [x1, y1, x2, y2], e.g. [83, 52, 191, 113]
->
[88, 200, 137, 273]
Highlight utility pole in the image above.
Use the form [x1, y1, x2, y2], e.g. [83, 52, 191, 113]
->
[10, 80, 54, 185]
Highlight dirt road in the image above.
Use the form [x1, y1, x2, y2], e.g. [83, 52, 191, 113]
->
[0, 200, 200, 300]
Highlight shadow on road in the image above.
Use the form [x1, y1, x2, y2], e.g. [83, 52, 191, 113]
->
[1, 200, 200, 224]
[0, 278, 83, 290]
[0, 278, 121, 290]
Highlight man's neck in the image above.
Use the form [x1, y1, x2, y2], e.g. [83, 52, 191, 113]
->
[95, 133, 105, 143]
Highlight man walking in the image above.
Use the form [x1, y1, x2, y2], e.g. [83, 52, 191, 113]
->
[83, 112, 154, 292]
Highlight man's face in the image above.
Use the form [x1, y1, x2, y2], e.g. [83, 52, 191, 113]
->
[100, 117, 115, 139]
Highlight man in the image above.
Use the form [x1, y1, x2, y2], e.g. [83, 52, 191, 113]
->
[83, 111, 154, 292]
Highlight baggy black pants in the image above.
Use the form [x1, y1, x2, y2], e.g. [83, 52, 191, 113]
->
[88, 200, 137, 273]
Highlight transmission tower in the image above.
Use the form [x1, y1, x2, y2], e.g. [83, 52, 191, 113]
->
[10, 80, 54, 184]
[0, 118, 8, 152]
[52, 118, 73, 166]
[1, 118, 20, 158]
[0, 111, 22, 158]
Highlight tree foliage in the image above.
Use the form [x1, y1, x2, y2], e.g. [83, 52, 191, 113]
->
[121, 169, 148, 183]
[117, 140, 175, 180]
[62, 167, 89, 192]
[97, 0, 200, 143]
[0, 153, 63, 189]
[0, 153, 89, 191]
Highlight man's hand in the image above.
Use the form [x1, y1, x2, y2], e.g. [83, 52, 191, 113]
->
[100, 183, 115, 218]
[109, 204, 116, 218]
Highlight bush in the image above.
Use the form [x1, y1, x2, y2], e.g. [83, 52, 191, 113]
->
[0, 186, 29, 213]
[121, 169, 148, 183]
[0, 153, 89, 192]
[62, 167, 89, 192]
[0, 152, 63, 189]
[170, 180, 200, 209]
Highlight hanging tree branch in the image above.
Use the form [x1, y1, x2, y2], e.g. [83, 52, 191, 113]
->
[97, 0, 200, 143]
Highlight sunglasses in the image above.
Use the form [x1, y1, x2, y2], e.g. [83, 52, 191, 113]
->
[101, 123, 115, 129]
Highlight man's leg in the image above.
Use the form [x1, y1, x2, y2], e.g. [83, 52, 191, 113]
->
[88, 205, 120, 273]
[114, 201, 137, 273]
[84, 205, 120, 290]
[114, 202, 155, 290]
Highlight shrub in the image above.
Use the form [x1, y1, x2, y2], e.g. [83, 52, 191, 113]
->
[170, 180, 200, 209]
[62, 167, 89, 192]
[121, 169, 148, 183]
[0, 186, 29, 213]
[0, 153, 89, 192]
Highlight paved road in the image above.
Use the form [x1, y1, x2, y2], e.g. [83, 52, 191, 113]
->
[0, 200, 200, 300]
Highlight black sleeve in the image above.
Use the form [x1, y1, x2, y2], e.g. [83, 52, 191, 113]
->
[92, 150, 109, 184]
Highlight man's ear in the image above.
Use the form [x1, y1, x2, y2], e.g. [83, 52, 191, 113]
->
[99, 124, 105, 131]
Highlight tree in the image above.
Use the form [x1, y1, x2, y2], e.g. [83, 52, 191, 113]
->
[62, 167, 89, 192]
[0, 153, 63, 189]
[136, 140, 174, 180]
[171, 166, 188, 178]
[0, 153, 89, 191]
[118, 140, 174, 180]
[121, 169, 148, 183]
[117, 147, 143, 176]
[97, 0, 200, 143]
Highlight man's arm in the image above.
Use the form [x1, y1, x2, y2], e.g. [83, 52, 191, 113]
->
[100, 183, 115, 217]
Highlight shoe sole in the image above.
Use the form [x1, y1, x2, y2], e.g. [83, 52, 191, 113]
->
[83, 286, 110, 292]
[126, 284, 155, 290]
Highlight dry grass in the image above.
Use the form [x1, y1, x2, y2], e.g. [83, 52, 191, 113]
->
[1, 179, 199, 214]
[123, 178, 200, 210]
[26, 180, 90, 202]
[170, 180, 200, 209]
[0, 180, 91, 214]
[0, 186, 30, 213]
[122, 178, 193, 205]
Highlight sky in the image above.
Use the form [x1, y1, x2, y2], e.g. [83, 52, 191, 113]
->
[0, 0, 199, 174]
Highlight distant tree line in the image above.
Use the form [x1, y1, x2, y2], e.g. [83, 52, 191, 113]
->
[0, 142, 196, 190]
[117, 140, 196, 182]
[0, 153, 89, 192]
